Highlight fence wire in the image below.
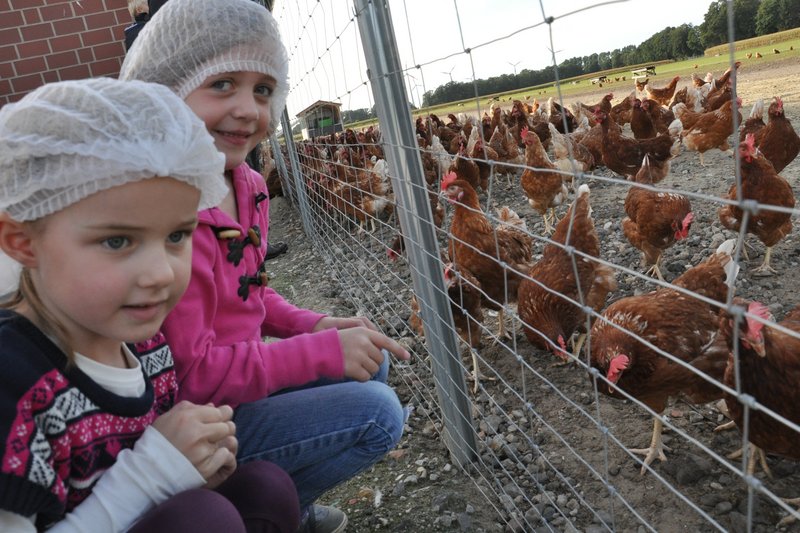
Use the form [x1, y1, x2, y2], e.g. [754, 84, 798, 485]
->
[270, 0, 800, 530]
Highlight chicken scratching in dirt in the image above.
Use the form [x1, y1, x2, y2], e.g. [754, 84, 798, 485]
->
[718, 300, 800, 527]
[441, 172, 532, 345]
[589, 240, 738, 475]
[518, 185, 616, 364]
[644, 75, 680, 107]
[719, 133, 795, 275]
[622, 154, 694, 281]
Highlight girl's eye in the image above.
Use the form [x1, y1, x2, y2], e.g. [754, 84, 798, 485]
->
[255, 84, 274, 97]
[210, 79, 233, 91]
[102, 236, 129, 250]
[167, 230, 190, 244]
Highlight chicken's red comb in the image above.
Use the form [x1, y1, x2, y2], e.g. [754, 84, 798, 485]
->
[443, 264, 454, 279]
[776, 96, 784, 111]
[743, 132, 757, 152]
[521, 126, 529, 140]
[607, 354, 630, 382]
[682, 211, 694, 228]
[746, 301, 770, 336]
[441, 171, 458, 191]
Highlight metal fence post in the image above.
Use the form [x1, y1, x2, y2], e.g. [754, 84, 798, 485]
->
[353, 0, 477, 466]
[268, 134, 295, 206]
[279, 108, 315, 236]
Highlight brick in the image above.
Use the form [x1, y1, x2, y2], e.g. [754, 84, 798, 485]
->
[90, 57, 121, 77]
[0, 97, 7, 108]
[0, 61, 13, 79]
[0, 10, 23, 29]
[52, 17, 85, 35]
[71, 0, 104, 14]
[17, 40, 50, 58]
[21, 22, 54, 41]
[14, 56, 45, 76]
[9, 92, 27, 103]
[22, 8, 41, 24]
[92, 41, 122, 60]
[0, 0, 9, 11]
[49, 34, 81, 52]
[45, 49, 77, 70]
[80, 28, 111, 47]
[0, 28, 22, 45]
[58, 63, 90, 80]
[39, 4, 73, 22]
[11, 73, 44, 93]
[42, 70, 59, 83]
[85, 11, 117, 30]
[11, 0, 43, 7]
[0, 44, 18, 62]
[76, 47, 94, 63]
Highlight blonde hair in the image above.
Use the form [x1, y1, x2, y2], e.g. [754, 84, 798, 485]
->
[127, 0, 149, 18]
[0, 221, 75, 363]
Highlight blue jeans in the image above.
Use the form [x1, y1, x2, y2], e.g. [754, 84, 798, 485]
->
[233, 351, 403, 507]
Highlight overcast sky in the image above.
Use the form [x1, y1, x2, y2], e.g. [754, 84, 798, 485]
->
[274, 0, 715, 115]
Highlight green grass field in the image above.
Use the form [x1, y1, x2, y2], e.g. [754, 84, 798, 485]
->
[338, 34, 800, 132]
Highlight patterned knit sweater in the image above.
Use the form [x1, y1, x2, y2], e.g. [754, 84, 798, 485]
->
[0, 310, 177, 529]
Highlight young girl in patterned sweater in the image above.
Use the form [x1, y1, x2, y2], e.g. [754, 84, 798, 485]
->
[0, 78, 299, 533]
[120, 0, 410, 530]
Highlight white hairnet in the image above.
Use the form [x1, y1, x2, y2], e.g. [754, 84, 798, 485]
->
[119, 0, 289, 134]
[0, 77, 227, 296]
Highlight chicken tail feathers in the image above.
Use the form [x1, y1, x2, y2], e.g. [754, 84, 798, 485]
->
[716, 238, 740, 284]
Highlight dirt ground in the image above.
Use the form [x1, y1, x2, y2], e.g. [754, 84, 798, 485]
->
[264, 56, 800, 532]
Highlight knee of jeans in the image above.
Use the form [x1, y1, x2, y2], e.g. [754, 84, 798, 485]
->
[363, 382, 405, 453]
[225, 462, 301, 530]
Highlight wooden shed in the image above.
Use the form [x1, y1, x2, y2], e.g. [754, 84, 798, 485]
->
[296, 100, 343, 140]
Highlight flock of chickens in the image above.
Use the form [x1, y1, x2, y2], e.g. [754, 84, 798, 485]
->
[295, 61, 800, 523]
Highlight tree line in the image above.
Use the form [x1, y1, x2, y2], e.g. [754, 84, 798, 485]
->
[416, 0, 799, 108]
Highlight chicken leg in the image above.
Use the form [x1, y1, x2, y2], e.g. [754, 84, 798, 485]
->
[777, 497, 800, 527]
[727, 444, 772, 477]
[644, 254, 665, 282]
[752, 246, 777, 276]
[629, 417, 671, 475]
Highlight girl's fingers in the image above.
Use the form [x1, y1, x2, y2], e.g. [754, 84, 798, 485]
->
[369, 331, 411, 361]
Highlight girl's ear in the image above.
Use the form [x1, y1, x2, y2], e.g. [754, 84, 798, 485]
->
[0, 214, 37, 268]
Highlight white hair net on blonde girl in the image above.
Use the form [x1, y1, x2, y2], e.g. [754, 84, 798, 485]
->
[119, 0, 289, 134]
[0, 77, 227, 296]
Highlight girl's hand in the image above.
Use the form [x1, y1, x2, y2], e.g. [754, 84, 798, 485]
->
[338, 327, 411, 381]
[152, 401, 237, 482]
[203, 434, 238, 489]
[313, 315, 378, 332]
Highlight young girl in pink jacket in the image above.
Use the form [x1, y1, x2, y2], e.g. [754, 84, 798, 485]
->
[120, 0, 410, 530]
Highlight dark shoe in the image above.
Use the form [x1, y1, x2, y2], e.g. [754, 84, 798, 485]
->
[298, 504, 347, 533]
[265, 241, 288, 260]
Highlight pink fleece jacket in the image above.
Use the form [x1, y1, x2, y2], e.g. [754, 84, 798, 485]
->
[161, 163, 344, 408]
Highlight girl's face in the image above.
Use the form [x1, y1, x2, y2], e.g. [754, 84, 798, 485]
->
[184, 71, 276, 170]
[25, 178, 200, 361]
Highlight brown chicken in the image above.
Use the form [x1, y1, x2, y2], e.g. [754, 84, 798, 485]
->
[641, 98, 675, 134]
[441, 172, 533, 341]
[738, 99, 765, 143]
[610, 92, 635, 126]
[719, 133, 795, 274]
[645, 75, 680, 107]
[548, 97, 578, 134]
[518, 184, 616, 361]
[595, 109, 682, 179]
[519, 126, 569, 233]
[719, 299, 800, 526]
[590, 240, 737, 474]
[757, 96, 800, 173]
[630, 98, 657, 139]
[449, 140, 484, 192]
[622, 155, 693, 281]
[682, 98, 742, 166]
[548, 122, 596, 173]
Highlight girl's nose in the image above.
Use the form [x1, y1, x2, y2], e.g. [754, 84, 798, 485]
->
[139, 246, 176, 287]
[232, 92, 259, 121]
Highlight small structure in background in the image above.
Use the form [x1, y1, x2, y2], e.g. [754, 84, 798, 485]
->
[296, 100, 343, 140]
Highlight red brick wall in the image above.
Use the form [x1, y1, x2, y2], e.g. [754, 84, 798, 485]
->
[0, 0, 130, 107]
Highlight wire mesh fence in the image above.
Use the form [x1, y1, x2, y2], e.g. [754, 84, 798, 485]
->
[269, 0, 800, 530]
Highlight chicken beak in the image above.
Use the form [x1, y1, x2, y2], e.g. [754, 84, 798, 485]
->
[750, 337, 766, 357]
